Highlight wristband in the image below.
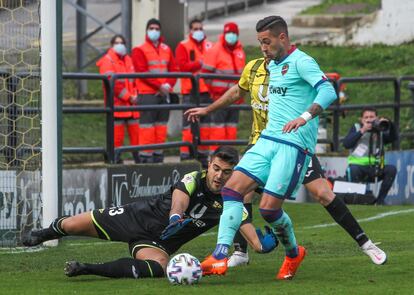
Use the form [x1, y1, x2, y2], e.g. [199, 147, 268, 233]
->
[300, 111, 312, 122]
[169, 214, 181, 223]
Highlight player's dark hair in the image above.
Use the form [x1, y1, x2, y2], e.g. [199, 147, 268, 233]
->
[361, 107, 377, 117]
[189, 18, 202, 30]
[110, 34, 126, 46]
[211, 146, 239, 166]
[256, 15, 288, 37]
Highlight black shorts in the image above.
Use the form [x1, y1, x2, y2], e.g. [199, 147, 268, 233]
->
[244, 144, 325, 185]
[91, 198, 174, 256]
[302, 155, 325, 184]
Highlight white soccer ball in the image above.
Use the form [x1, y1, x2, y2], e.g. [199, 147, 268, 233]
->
[166, 253, 202, 285]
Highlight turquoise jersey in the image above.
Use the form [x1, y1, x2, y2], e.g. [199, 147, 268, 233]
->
[263, 47, 332, 153]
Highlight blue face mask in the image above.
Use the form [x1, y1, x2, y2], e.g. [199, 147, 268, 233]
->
[192, 30, 205, 42]
[225, 32, 238, 45]
[147, 29, 160, 42]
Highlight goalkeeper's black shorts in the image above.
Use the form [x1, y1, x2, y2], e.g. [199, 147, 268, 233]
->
[90, 196, 173, 256]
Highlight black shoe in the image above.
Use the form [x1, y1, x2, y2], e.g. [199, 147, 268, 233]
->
[180, 153, 192, 161]
[22, 230, 47, 247]
[139, 155, 154, 163]
[153, 153, 164, 163]
[64, 261, 88, 277]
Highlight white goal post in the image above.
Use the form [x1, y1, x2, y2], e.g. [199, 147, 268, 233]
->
[41, 0, 62, 246]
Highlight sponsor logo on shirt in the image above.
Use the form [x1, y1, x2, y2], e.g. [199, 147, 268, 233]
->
[269, 85, 287, 96]
[251, 101, 268, 111]
[258, 84, 269, 102]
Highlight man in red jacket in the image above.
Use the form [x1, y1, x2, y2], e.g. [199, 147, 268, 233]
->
[131, 19, 177, 163]
[175, 19, 214, 167]
[97, 34, 139, 163]
[202, 22, 245, 151]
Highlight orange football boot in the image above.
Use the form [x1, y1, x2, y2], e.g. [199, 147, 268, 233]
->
[276, 245, 306, 280]
[201, 255, 228, 276]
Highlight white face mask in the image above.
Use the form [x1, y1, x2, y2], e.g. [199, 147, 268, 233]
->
[147, 29, 161, 42]
[113, 43, 127, 56]
[192, 30, 205, 42]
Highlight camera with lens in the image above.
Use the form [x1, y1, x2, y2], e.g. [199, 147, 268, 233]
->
[371, 118, 390, 132]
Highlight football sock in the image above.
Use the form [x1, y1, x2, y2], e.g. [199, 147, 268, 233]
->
[325, 197, 369, 247]
[83, 258, 164, 278]
[212, 244, 230, 260]
[233, 203, 252, 253]
[33, 216, 69, 242]
[260, 208, 298, 258]
[214, 187, 244, 258]
[50, 216, 69, 237]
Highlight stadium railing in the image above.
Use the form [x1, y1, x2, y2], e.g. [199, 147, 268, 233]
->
[48, 73, 414, 163]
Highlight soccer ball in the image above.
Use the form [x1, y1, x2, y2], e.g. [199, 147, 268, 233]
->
[166, 253, 202, 285]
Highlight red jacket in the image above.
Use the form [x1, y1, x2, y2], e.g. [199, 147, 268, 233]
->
[202, 34, 245, 102]
[175, 35, 214, 94]
[131, 36, 177, 94]
[96, 48, 138, 118]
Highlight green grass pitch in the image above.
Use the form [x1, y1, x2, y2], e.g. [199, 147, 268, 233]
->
[1, 203, 413, 295]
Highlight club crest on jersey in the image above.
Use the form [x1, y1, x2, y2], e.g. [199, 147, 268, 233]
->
[281, 64, 289, 75]
[213, 201, 222, 209]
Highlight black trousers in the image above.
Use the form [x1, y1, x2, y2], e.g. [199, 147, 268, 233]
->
[348, 164, 397, 204]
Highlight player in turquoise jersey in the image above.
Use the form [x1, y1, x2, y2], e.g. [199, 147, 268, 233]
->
[263, 47, 333, 152]
[201, 16, 338, 280]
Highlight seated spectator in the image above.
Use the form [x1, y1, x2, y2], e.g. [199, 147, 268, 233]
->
[342, 107, 398, 205]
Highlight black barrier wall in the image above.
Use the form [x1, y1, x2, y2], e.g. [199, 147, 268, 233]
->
[108, 161, 200, 206]
[61, 161, 201, 215]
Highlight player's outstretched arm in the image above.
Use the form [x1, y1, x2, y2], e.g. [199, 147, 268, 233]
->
[160, 189, 192, 240]
[240, 223, 278, 253]
[184, 84, 247, 123]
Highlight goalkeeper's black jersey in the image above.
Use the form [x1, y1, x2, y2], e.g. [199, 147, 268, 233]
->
[162, 170, 223, 253]
[92, 170, 222, 254]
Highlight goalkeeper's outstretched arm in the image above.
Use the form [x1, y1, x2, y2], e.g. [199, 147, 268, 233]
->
[240, 223, 278, 254]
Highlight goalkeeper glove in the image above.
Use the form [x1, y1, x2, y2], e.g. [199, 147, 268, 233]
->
[256, 225, 279, 253]
[160, 214, 193, 240]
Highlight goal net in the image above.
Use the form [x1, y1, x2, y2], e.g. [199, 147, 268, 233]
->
[0, 0, 42, 247]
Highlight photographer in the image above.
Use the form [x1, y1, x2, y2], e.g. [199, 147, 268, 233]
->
[343, 107, 398, 205]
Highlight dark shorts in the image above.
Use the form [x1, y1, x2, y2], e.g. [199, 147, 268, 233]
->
[244, 144, 325, 186]
[302, 155, 325, 184]
[90, 199, 174, 256]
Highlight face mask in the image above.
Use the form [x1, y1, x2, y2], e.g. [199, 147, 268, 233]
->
[225, 32, 238, 45]
[113, 43, 127, 56]
[147, 29, 160, 42]
[192, 30, 205, 42]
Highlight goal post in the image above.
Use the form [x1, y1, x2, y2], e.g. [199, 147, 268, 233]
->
[41, 0, 62, 246]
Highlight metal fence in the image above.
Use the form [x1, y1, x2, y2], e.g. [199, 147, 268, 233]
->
[3, 72, 414, 165]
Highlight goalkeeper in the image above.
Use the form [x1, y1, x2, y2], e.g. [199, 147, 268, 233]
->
[23, 146, 278, 279]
